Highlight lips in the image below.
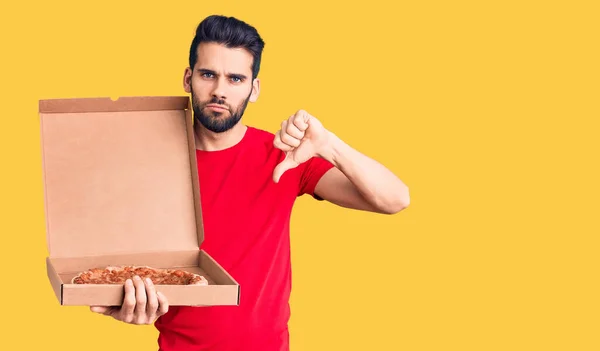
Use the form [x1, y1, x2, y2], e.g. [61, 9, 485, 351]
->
[205, 104, 228, 111]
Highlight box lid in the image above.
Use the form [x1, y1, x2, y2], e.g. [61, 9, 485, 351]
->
[39, 96, 204, 258]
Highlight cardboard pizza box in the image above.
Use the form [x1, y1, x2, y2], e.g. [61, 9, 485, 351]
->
[39, 96, 240, 306]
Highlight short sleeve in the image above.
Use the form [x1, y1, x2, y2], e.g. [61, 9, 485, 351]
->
[297, 156, 335, 199]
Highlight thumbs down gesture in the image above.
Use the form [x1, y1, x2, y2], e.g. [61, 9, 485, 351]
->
[272, 110, 331, 183]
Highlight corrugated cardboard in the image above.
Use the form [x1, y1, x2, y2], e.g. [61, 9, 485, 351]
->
[39, 96, 240, 306]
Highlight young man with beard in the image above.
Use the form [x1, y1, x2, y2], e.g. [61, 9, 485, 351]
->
[90, 14, 410, 351]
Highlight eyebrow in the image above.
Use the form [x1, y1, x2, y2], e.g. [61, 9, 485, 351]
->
[197, 68, 248, 80]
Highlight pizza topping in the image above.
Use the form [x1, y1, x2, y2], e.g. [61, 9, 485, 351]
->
[71, 265, 208, 285]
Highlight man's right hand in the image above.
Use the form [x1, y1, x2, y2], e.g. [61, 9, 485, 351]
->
[90, 275, 169, 325]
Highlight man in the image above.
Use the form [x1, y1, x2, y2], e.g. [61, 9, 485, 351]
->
[90, 15, 410, 351]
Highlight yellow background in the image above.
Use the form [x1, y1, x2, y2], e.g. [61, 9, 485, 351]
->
[1, 0, 598, 350]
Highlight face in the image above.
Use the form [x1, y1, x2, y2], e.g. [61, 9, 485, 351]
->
[184, 42, 260, 133]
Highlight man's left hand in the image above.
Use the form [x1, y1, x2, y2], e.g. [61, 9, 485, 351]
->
[272, 110, 331, 183]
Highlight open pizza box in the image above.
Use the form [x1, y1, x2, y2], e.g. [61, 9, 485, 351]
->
[39, 96, 240, 306]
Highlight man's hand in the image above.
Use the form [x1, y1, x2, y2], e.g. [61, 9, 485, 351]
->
[273, 110, 331, 183]
[90, 276, 169, 325]
[273, 110, 410, 214]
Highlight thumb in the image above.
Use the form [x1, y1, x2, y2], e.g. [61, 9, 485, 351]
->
[273, 154, 298, 183]
[90, 306, 111, 315]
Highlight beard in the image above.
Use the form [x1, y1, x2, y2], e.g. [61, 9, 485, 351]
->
[191, 88, 251, 133]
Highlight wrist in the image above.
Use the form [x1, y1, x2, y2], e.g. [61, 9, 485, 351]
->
[317, 131, 344, 167]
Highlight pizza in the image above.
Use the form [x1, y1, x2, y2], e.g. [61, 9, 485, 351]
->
[71, 265, 208, 285]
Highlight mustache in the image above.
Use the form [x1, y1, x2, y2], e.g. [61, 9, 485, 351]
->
[204, 97, 230, 109]
[210, 97, 225, 104]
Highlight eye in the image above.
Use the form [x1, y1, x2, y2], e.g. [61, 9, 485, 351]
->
[230, 76, 242, 83]
[201, 72, 214, 78]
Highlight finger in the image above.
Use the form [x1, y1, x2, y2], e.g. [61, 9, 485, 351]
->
[273, 131, 294, 152]
[280, 130, 301, 148]
[133, 276, 147, 321]
[157, 291, 169, 316]
[286, 117, 305, 139]
[280, 119, 288, 136]
[145, 278, 159, 322]
[121, 279, 136, 322]
[292, 111, 310, 131]
[273, 155, 298, 183]
[279, 121, 301, 148]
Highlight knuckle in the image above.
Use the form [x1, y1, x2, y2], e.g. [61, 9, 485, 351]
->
[286, 122, 295, 132]
[282, 134, 298, 145]
[148, 301, 159, 312]
[136, 290, 147, 303]
[124, 295, 136, 306]
[293, 117, 304, 127]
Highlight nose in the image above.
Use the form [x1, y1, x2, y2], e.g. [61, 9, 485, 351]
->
[211, 76, 227, 100]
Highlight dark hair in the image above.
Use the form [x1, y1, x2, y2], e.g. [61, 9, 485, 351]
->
[189, 15, 265, 79]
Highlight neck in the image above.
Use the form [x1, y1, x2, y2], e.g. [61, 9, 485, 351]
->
[193, 121, 247, 151]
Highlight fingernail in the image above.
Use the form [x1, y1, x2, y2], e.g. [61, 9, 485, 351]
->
[134, 275, 141, 281]
[126, 279, 132, 286]
[145, 277, 153, 285]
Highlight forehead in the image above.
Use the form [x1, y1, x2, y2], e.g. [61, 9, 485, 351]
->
[195, 42, 253, 74]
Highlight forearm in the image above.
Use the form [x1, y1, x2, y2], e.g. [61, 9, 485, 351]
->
[319, 132, 410, 213]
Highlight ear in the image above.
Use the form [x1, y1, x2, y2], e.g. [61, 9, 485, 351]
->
[249, 78, 260, 103]
[183, 67, 192, 93]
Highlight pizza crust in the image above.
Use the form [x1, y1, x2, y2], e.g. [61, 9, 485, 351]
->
[71, 265, 208, 285]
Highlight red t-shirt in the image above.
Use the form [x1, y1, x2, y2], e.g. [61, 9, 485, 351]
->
[155, 126, 334, 351]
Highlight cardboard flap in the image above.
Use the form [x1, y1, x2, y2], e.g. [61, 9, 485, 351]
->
[39, 96, 190, 113]
[39, 96, 204, 258]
